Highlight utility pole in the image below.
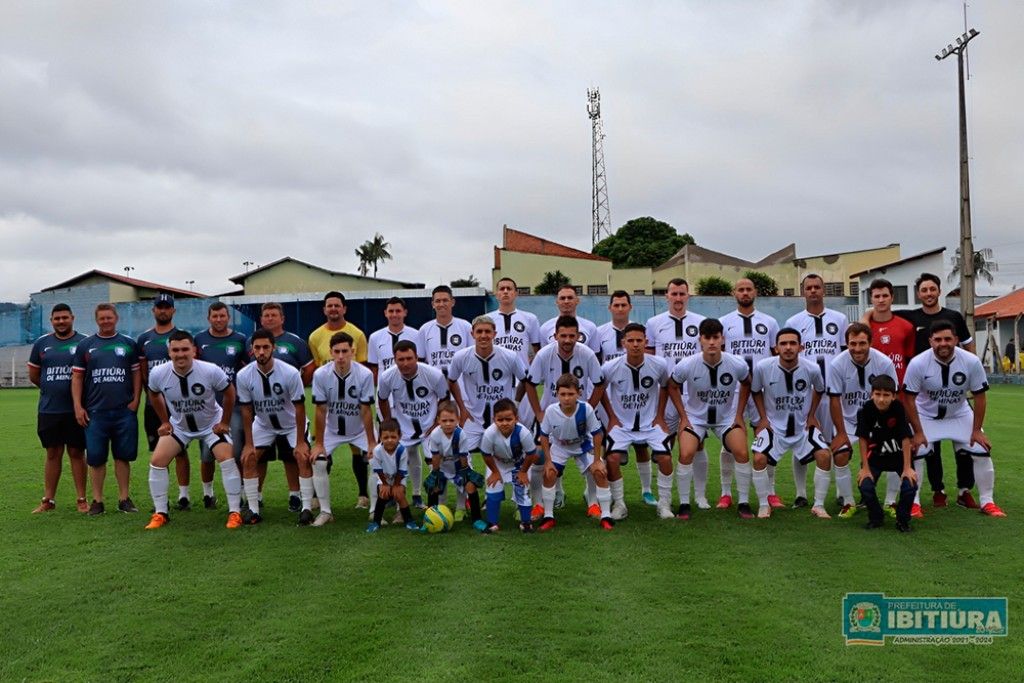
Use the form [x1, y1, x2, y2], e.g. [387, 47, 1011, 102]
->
[935, 27, 979, 338]
[587, 88, 611, 248]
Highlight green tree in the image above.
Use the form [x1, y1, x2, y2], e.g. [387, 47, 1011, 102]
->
[743, 270, 779, 297]
[356, 233, 392, 278]
[696, 276, 733, 296]
[354, 244, 371, 277]
[450, 275, 480, 288]
[949, 247, 997, 286]
[593, 217, 695, 268]
[534, 270, 571, 295]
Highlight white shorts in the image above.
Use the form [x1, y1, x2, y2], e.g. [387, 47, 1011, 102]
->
[688, 421, 743, 443]
[253, 421, 297, 450]
[752, 426, 828, 466]
[548, 444, 594, 475]
[813, 400, 835, 442]
[665, 401, 681, 434]
[607, 425, 671, 460]
[323, 429, 369, 455]
[916, 413, 989, 457]
[459, 420, 485, 452]
[172, 428, 231, 454]
[485, 459, 532, 507]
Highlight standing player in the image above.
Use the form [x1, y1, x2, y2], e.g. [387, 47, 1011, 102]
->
[237, 329, 313, 525]
[645, 278, 708, 508]
[750, 328, 832, 519]
[250, 302, 315, 512]
[785, 274, 848, 508]
[446, 315, 528, 518]
[601, 323, 671, 519]
[194, 301, 249, 509]
[308, 292, 370, 508]
[480, 399, 541, 533]
[28, 304, 88, 513]
[863, 279, 915, 384]
[142, 331, 244, 530]
[137, 293, 192, 510]
[670, 319, 755, 520]
[539, 285, 602, 355]
[827, 323, 899, 518]
[418, 285, 473, 376]
[524, 316, 605, 515]
[719, 277, 779, 509]
[903, 321, 1004, 517]
[71, 304, 141, 515]
[366, 297, 419, 381]
[377, 341, 450, 513]
[596, 291, 637, 363]
[487, 277, 541, 365]
[310, 332, 377, 525]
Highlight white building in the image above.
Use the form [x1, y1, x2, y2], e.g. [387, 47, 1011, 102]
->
[850, 247, 947, 311]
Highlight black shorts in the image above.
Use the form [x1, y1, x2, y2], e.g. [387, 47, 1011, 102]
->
[258, 434, 298, 464]
[37, 412, 86, 450]
[144, 402, 161, 451]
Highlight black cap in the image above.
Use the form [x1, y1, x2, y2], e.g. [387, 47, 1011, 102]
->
[154, 292, 175, 308]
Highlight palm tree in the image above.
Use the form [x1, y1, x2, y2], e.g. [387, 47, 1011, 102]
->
[356, 233, 392, 279]
[354, 244, 371, 277]
[949, 247, 997, 285]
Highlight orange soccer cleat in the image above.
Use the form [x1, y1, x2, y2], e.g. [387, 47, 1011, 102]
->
[226, 511, 244, 529]
[145, 512, 169, 530]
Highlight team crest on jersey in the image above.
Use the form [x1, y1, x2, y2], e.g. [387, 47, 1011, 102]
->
[191, 384, 205, 396]
[952, 371, 966, 386]
[721, 373, 734, 386]
[640, 376, 654, 389]
[755, 323, 768, 335]
[686, 325, 698, 337]
[513, 321, 525, 332]
[880, 335, 890, 345]
[114, 346, 126, 357]
[868, 374, 876, 384]
[227, 346, 237, 356]
[70, 346, 77, 354]
[826, 322, 839, 335]
[348, 386, 359, 399]
[415, 386, 429, 398]
[572, 366, 585, 379]
[491, 368, 504, 381]
[795, 378, 807, 391]
[579, 332, 588, 342]
[272, 383, 284, 395]
[450, 334, 463, 346]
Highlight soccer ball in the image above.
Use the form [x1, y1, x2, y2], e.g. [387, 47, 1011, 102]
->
[422, 505, 454, 533]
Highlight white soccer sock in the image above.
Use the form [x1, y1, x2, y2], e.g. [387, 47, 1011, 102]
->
[542, 485, 556, 518]
[585, 470, 597, 506]
[288, 489, 299, 498]
[150, 466, 170, 515]
[719, 448, 735, 497]
[734, 461, 752, 505]
[218, 459, 242, 513]
[312, 459, 332, 514]
[456, 488, 466, 512]
[529, 464, 544, 506]
[243, 478, 261, 513]
[675, 464, 693, 505]
[752, 467, 770, 507]
[657, 471, 674, 508]
[973, 456, 995, 507]
[556, 475, 566, 498]
[636, 460, 652, 494]
[834, 464, 854, 504]
[408, 455, 422, 498]
[792, 458, 808, 499]
[767, 464, 777, 495]
[883, 472, 899, 506]
[609, 478, 625, 505]
[914, 459, 926, 505]
[369, 478, 378, 513]
[202, 481, 215, 498]
[693, 449, 708, 502]
[178, 485, 190, 501]
[812, 467, 830, 507]
[299, 477, 315, 512]
[596, 485, 612, 518]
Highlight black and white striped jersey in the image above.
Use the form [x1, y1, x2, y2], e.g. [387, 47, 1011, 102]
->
[447, 345, 527, 427]
[751, 356, 825, 437]
[236, 361, 305, 433]
[377, 362, 450, 444]
[311, 362, 376, 438]
[601, 354, 669, 430]
[903, 347, 989, 420]
[147, 359, 229, 436]
[672, 352, 750, 426]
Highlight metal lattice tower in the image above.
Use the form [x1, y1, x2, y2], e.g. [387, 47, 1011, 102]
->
[587, 88, 611, 247]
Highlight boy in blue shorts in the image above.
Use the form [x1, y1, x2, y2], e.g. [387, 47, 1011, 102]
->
[480, 399, 540, 533]
[425, 402, 487, 532]
[367, 419, 419, 533]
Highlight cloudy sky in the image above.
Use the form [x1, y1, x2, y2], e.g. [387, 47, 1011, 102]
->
[1, 1, 1022, 301]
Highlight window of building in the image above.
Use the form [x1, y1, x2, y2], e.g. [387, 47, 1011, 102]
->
[633, 289, 646, 296]
[893, 285, 909, 305]
[783, 288, 795, 296]
[587, 285, 608, 296]
[573, 286, 583, 296]
[653, 288, 667, 296]
[516, 287, 531, 296]
[849, 282, 858, 297]
[824, 282, 845, 297]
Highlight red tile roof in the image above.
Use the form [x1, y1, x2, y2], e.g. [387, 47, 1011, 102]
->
[43, 270, 206, 297]
[976, 288, 1024, 320]
[500, 226, 609, 262]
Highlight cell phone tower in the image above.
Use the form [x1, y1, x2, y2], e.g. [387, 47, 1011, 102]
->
[588, 88, 611, 248]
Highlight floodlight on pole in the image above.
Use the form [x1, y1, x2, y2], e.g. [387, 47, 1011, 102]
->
[123, 265, 135, 278]
[185, 280, 195, 291]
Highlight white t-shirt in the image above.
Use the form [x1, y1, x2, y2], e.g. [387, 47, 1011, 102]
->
[236, 361, 305, 433]
[671, 352, 750, 426]
[377, 362, 449, 444]
[311, 362, 376, 438]
[427, 426, 470, 464]
[366, 326, 420, 373]
[903, 347, 989, 421]
[446, 345, 527, 426]
[720, 310, 780, 374]
[480, 422, 537, 464]
[601, 354, 669, 431]
[147, 359, 229, 437]
[644, 310, 707, 369]
[826, 349, 898, 428]
[486, 308, 541, 364]
[539, 400, 602, 455]
[417, 318, 473, 375]
[526, 342, 604, 410]
[784, 308, 849, 385]
[597, 321, 639, 363]
[751, 356, 825, 437]
[539, 315, 602, 355]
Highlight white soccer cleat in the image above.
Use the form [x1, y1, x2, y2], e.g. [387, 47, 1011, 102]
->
[810, 505, 832, 519]
[657, 503, 675, 520]
[695, 498, 711, 510]
[757, 506, 772, 519]
[610, 501, 628, 521]
[311, 512, 334, 527]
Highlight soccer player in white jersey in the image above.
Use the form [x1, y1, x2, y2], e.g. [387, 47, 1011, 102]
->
[366, 297, 419, 382]
[310, 331, 377, 525]
[237, 329, 312, 526]
[670, 318, 754, 520]
[784, 273, 848, 507]
[418, 285, 473, 375]
[480, 399, 541, 533]
[750, 328, 832, 519]
[366, 419, 420, 532]
[903, 320, 1004, 517]
[601, 323, 670, 520]
[537, 374, 612, 531]
[644, 278, 710, 508]
[425, 402, 487, 531]
[596, 290, 636, 363]
[487, 277, 541, 364]
[718, 277, 779, 509]
[827, 323, 898, 519]
[142, 331, 244, 530]
[539, 284, 602, 355]
[377, 340, 450, 515]
[524, 316, 605, 515]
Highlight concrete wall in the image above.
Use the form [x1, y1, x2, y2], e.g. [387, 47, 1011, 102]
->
[241, 261, 414, 294]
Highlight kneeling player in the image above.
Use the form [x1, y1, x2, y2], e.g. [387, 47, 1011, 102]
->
[750, 328, 832, 519]
[238, 329, 313, 526]
[537, 374, 612, 530]
[367, 419, 420, 532]
[143, 331, 244, 529]
[670, 318, 755, 520]
[480, 399, 540, 532]
[601, 323, 672, 520]
[856, 375, 917, 532]
[425, 402, 487, 532]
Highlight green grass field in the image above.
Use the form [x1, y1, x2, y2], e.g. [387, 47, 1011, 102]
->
[2, 386, 1022, 682]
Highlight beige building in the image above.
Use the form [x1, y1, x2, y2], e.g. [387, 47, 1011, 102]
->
[36, 269, 207, 303]
[229, 257, 424, 295]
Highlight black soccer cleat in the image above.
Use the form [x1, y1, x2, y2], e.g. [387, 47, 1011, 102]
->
[896, 520, 912, 533]
[288, 494, 301, 513]
[203, 495, 217, 510]
[297, 509, 314, 526]
[118, 498, 139, 513]
[246, 511, 263, 525]
[676, 503, 691, 520]
[737, 503, 754, 519]
[176, 496, 191, 511]
[88, 500, 105, 516]
[792, 496, 809, 509]
[864, 520, 884, 530]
